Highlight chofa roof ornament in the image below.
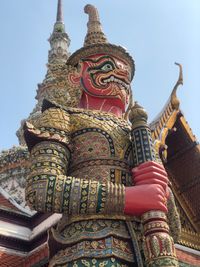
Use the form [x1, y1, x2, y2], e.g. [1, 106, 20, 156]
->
[67, 4, 135, 79]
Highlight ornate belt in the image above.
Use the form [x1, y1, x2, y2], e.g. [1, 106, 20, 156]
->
[69, 158, 132, 173]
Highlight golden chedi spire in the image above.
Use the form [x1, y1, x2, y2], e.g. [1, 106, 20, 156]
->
[56, 0, 64, 22]
[17, 0, 72, 145]
[48, 0, 70, 64]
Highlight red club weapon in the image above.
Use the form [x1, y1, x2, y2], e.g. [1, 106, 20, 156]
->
[128, 102, 179, 267]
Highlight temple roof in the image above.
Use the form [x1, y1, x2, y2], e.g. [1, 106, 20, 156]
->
[0, 185, 60, 266]
[0, 187, 34, 216]
[0, 245, 49, 267]
[149, 64, 200, 250]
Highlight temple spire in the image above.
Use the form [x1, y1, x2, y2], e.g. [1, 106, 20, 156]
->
[56, 0, 64, 23]
[48, 0, 70, 64]
[17, 0, 71, 145]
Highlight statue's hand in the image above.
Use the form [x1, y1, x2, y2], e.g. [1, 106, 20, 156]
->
[124, 184, 168, 216]
[124, 161, 169, 216]
[132, 161, 169, 197]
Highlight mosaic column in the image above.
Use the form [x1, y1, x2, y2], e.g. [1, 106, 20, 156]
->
[129, 102, 179, 267]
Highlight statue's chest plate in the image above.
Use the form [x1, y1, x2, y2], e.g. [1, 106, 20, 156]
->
[68, 110, 133, 185]
[72, 130, 113, 160]
[70, 111, 131, 161]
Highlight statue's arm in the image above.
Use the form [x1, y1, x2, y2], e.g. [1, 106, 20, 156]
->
[26, 139, 168, 217]
[24, 106, 168, 217]
[26, 140, 125, 215]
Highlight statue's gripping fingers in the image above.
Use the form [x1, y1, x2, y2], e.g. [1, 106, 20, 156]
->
[123, 161, 170, 217]
[132, 161, 170, 197]
[124, 184, 168, 216]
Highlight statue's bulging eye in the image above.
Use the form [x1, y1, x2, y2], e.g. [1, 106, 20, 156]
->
[101, 63, 114, 71]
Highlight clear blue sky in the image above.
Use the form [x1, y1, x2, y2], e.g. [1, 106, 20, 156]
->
[0, 0, 199, 150]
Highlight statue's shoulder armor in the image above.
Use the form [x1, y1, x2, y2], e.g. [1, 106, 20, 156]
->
[24, 99, 72, 151]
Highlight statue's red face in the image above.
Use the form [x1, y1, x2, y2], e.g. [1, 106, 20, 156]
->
[79, 54, 131, 111]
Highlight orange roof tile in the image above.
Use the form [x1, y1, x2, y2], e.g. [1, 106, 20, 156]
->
[176, 248, 200, 266]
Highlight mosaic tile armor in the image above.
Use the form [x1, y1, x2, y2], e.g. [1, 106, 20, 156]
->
[24, 104, 143, 266]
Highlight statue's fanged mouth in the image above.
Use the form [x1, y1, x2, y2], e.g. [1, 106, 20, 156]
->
[102, 75, 129, 92]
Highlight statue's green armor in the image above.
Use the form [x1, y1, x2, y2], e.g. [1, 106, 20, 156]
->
[24, 103, 143, 267]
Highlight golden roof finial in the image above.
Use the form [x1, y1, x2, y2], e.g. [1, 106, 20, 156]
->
[84, 4, 108, 46]
[171, 62, 183, 110]
[174, 62, 183, 85]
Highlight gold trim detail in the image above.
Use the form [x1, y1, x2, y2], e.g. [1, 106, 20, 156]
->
[179, 116, 197, 142]
[179, 228, 200, 251]
[150, 63, 184, 159]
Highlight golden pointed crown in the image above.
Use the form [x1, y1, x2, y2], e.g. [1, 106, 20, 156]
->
[67, 4, 135, 79]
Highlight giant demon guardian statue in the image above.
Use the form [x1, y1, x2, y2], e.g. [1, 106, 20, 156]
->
[24, 4, 181, 267]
